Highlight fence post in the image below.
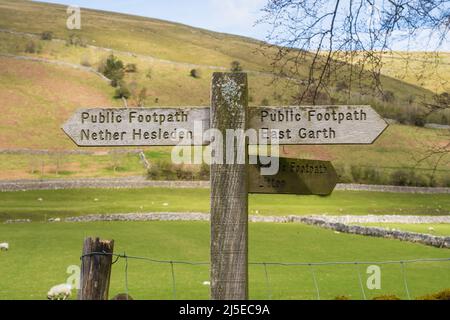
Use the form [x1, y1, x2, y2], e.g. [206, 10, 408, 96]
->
[210, 72, 249, 300]
[78, 237, 114, 300]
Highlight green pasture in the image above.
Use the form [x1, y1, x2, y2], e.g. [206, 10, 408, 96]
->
[0, 188, 449, 222]
[0, 221, 449, 300]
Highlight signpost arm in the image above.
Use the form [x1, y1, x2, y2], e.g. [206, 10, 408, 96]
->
[210, 72, 249, 300]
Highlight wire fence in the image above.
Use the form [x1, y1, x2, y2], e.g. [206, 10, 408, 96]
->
[82, 252, 450, 300]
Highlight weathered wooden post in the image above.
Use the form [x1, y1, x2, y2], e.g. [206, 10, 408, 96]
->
[210, 72, 249, 300]
[78, 237, 114, 300]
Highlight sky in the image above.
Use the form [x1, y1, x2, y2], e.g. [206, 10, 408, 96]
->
[38, 0, 269, 40]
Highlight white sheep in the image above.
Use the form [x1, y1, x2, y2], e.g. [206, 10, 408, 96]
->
[0, 243, 8, 251]
[47, 284, 72, 300]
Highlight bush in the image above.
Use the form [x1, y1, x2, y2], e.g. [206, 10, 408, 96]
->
[147, 161, 193, 180]
[372, 294, 401, 300]
[41, 31, 53, 41]
[137, 88, 147, 107]
[350, 165, 363, 182]
[99, 55, 125, 87]
[418, 288, 450, 300]
[334, 164, 353, 183]
[147, 161, 210, 181]
[114, 83, 131, 99]
[190, 68, 201, 78]
[25, 40, 40, 53]
[198, 163, 210, 180]
[66, 34, 87, 47]
[261, 98, 270, 106]
[146, 68, 152, 79]
[335, 81, 349, 92]
[230, 60, 243, 72]
[390, 170, 429, 187]
[382, 90, 396, 102]
[125, 63, 137, 73]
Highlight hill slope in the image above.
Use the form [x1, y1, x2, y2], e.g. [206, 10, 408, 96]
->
[0, 0, 448, 185]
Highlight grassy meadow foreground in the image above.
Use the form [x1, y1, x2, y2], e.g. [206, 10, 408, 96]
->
[0, 221, 449, 300]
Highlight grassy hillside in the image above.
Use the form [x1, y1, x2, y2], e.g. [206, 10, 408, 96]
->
[0, 0, 448, 185]
[0, 221, 449, 299]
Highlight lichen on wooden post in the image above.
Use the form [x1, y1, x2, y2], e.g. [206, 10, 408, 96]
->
[210, 72, 249, 300]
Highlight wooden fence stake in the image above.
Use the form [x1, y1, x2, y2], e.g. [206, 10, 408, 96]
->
[78, 237, 114, 300]
[210, 72, 249, 300]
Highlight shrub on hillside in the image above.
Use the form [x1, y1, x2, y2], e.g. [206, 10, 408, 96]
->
[24, 40, 40, 53]
[137, 88, 148, 107]
[390, 170, 429, 187]
[230, 60, 243, 72]
[98, 55, 125, 87]
[190, 68, 201, 78]
[147, 161, 210, 181]
[335, 81, 349, 92]
[198, 163, 210, 180]
[261, 98, 270, 106]
[146, 68, 152, 79]
[114, 83, 131, 99]
[66, 34, 87, 47]
[382, 90, 396, 102]
[41, 31, 53, 41]
[125, 63, 137, 73]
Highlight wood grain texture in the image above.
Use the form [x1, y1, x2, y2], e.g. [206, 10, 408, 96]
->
[248, 105, 388, 144]
[62, 107, 210, 146]
[248, 156, 338, 195]
[78, 237, 114, 300]
[210, 72, 249, 300]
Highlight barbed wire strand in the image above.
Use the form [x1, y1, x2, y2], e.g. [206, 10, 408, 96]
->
[400, 261, 411, 300]
[262, 263, 273, 300]
[308, 264, 321, 300]
[170, 261, 177, 300]
[81, 252, 450, 267]
[355, 262, 367, 300]
[81, 252, 450, 300]
[124, 253, 129, 300]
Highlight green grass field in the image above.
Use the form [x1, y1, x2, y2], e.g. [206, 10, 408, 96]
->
[0, 221, 449, 300]
[0, 188, 449, 222]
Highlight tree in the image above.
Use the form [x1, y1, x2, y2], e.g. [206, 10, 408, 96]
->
[260, 0, 450, 182]
[260, 0, 450, 103]
[99, 55, 125, 87]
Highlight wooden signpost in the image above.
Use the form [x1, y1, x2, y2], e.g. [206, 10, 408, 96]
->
[248, 156, 338, 195]
[62, 72, 388, 300]
[249, 106, 387, 144]
[62, 107, 210, 146]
